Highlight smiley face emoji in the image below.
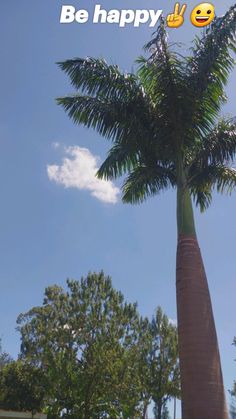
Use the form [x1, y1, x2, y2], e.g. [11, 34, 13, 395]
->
[190, 3, 215, 27]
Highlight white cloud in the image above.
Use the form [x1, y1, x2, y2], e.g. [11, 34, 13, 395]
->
[47, 146, 120, 204]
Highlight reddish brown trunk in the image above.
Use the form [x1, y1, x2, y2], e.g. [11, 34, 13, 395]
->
[176, 235, 228, 419]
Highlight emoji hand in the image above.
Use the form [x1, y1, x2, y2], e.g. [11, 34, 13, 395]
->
[167, 3, 187, 28]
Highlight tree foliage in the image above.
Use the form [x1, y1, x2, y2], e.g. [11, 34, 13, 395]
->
[0, 360, 46, 413]
[0, 339, 13, 370]
[17, 272, 142, 418]
[135, 308, 180, 419]
[150, 308, 180, 418]
[12, 272, 180, 418]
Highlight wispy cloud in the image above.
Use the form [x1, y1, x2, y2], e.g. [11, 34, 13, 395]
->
[47, 146, 120, 204]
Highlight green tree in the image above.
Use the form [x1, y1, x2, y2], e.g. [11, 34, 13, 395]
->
[17, 272, 142, 418]
[0, 360, 46, 414]
[150, 308, 180, 419]
[16, 273, 180, 418]
[136, 309, 180, 419]
[57, 8, 236, 418]
[135, 317, 153, 418]
[0, 339, 12, 370]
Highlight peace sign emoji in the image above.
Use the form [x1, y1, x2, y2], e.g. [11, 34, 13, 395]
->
[167, 3, 187, 28]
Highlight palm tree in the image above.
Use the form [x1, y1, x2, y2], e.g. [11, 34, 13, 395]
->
[57, 7, 236, 418]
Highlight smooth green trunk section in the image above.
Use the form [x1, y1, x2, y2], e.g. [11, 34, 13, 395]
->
[177, 186, 196, 237]
[176, 153, 196, 237]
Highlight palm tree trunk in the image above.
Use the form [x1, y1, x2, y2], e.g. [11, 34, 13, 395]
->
[176, 185, 228, 418]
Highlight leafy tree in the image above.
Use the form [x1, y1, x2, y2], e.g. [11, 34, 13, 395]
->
[135, 317, 153, 419]
[16, 273, 180, 418]
[135, 309, 180, 419]
[0, 339, 13, 370]
[150, 308, 180, 419]
[17, 272, 142, 418]
[0, 360, 46, 414]
[57, 7, 236, 418]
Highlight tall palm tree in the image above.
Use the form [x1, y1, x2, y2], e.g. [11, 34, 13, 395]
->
[57, 7, 236, 418]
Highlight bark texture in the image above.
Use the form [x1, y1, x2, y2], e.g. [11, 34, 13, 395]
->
[176, 235, 228, 419]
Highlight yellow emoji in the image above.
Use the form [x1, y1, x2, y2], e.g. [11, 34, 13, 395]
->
[190, 3, 215, 27]
[167, 3, 187, 28]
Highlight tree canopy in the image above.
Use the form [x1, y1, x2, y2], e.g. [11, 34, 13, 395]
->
[0, 340, 12, 370]
[6, 271, 180, 418]
[0, 361, 46, 414]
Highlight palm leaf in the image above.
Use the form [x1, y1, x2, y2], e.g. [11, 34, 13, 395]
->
[137, 21, 186, 107]
[191, 119, 236, 166]
[57, 57, 142, 101]
[122, 165, 176, 204]
[189, 164, 236, 211]
[137, 21, 198, 151]
[188, 5, 236, 91]
[57, 95, 152, 143]
[97, 142, 140, 180]
[185, 5, 236, 133]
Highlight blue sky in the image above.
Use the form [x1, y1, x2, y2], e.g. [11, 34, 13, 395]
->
[0, 1, 236, 416]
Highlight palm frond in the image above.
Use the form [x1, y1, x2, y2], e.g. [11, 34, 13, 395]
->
[137, 22, 186, 104]
[214, 166, 236, 192]
[57, 57, 141, 101]
[189, 5, 236, 88]
[97, 137, 176, 181]
[57, 95, 152, 142]
[136, 21, 191, 151]
[190, 187, 213, 212]
[97, 142, 140, 180]
[186, 5, 236, 132]
[122, 164, 176, 204]
[189, 165, 236, 211]
[191, 119, 236, 166]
